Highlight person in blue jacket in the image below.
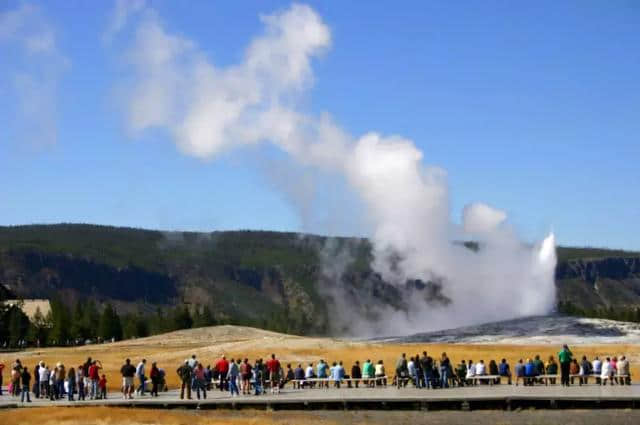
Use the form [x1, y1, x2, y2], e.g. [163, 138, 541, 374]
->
[524, 358, 537, 386]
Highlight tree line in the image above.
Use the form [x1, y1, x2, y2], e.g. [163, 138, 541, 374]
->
[557, 300, 640, 323]
[0, 299, 217, 348]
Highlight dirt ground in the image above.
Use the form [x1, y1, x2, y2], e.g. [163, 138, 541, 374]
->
[1, 407, 640, 425]
[2, 325, 638, 391]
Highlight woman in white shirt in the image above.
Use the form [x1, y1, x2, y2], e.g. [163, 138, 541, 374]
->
[39, 365, 49, 398]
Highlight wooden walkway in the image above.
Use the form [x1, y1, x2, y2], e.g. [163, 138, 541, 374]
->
[2, 384, 640, 410]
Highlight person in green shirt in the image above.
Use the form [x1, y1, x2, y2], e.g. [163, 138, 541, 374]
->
[362, 360, 374, 387]
[558, 344, 573, 386]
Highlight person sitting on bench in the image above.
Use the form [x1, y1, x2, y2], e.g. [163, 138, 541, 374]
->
[498, 359, 512, 385]
[545, 356, 558, 385]
[617, 356, 631, 385]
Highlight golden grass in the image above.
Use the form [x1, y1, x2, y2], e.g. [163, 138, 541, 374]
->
[0, 407, 342, 425]
[2, 326, 638, 391]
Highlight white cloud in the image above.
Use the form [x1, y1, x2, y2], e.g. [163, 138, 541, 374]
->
[0, 3, 68, 147]
[103, 0, 146, 43]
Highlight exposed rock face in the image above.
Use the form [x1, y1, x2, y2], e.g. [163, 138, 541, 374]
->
[556, 257, 640, 283]
[555, 257, 640, 310]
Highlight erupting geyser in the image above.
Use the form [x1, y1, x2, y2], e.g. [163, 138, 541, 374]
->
[111, 3, 557, 336]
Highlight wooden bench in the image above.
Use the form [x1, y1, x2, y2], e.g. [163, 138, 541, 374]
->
[536, 374, 557, 385]
[601, 374, 631, 385]
[290, 376, 389, 389]
[470, 375, 500, 386]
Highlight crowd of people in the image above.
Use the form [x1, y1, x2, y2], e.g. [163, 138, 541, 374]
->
[0, 357, 107, 402]
[0, 345, 633, 403]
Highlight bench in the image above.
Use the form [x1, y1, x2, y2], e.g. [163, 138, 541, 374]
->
[601, 374, 631, 385]
[469, 375, 500, 386]
[537, 374, 558, 385]
[290, 376, 389, 389]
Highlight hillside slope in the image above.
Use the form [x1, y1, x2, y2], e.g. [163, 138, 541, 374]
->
[1, 224, 639, 334]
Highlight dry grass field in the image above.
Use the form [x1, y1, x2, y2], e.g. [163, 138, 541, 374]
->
[2, 325, 638, 391]
[3, 407, 640, 425]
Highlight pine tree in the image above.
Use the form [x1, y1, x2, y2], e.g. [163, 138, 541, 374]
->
[200, 305, 216, 327]
[28, 306, 51, 346]
[8, 306, 28, 347]
[99, 304, 123, 341]
[71, 300, 88, 341]
[83, 299, 100, 339]
[150, 307, 167, 334]
[171, 306, 193, 330]
[135, 314, 150, 337]
[49, 299, 71, 345]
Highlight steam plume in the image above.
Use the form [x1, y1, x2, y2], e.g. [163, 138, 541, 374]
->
[110, 3, 557, 335]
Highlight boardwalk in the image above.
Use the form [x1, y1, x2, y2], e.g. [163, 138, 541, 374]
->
[2, 385, 640, 410]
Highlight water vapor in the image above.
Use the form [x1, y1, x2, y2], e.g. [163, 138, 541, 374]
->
[109, 3, 557, 336]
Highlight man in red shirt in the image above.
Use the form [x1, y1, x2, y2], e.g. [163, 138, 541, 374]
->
[215, 356, 229, 391]
[265, 354, 281, 394]
[88, 360, 102, 399]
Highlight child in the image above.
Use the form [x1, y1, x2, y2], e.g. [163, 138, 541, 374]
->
[98, 374, 107, 399]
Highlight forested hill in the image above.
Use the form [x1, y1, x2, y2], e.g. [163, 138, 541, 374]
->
[1, 224, 639, 335]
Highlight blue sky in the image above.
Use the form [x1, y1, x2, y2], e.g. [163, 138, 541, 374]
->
[0, 0, 638, 250]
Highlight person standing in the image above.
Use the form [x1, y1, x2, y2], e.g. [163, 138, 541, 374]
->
[57, 363, 66, 398]
[228, 358, 240, 397]
[253, 360, 264, 395]
[34, 362, 41, 398]
[76, 364, 85, 401]
[266, 354, 281, 394]
[440, 353, 451, 388]
[240, 359, 252, 395]
[194, 363, 207, 400]
[215, 356, 229, 391]
[421, 352, 433, 389]
[11, 362, 22, 396]
[67, 367, 76, 401]
[39, 365, 50, 398]
[99, 374, 107, 399]
[88, 360, 102, 399]
[120, 358, 136, 399]
[150, 362, 160, 397]
[49, 366, 57, 400]
[20, 366, 31, 403]
[395, 353, 408, 388]
[558, 344, 573, 387]
[136, 359, 147, 396]
[177, 360, 193, 400]
[407, 357, 417, 388]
